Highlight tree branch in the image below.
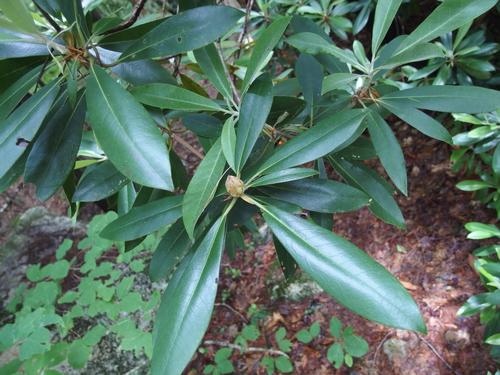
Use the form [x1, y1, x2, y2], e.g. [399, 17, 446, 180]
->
[203, 340, 289, 358]
[103, 0, 148, 35]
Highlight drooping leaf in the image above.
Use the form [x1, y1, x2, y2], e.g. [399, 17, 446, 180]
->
[0, 65, 41, 120]
[273, 235, 298, 280]
[24, 93, 86, 201]
[0, 56, 44, 91]
[120, 6, 242, 61]
[234, 74, 273, 172]
[72, 161, 129, 202]
[367, 109, 407, 195]
[261, 204, 425, 332]
[262, 178, 368, 213]
[194, 43, 233, 100]
[101, 195, 183, 241]
[296, 54, 323, 116]
[132, 83, 223, 112]
[86, 65, 173, 190]
[221, 117, 237, 172]
[182, 139, 226, 239]
[0, 80, 59, 178]
[152, 217, 226, 375]
[371, 0, 403, 54]
[242, 16, 291, 93]
[250, 168, 318, 187]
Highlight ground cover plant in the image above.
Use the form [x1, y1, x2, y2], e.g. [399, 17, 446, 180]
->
[1, 0, 500, 374]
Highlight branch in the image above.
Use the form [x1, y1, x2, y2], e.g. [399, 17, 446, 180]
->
[236, 0, 254, 58]
[172, 133, 204, 160]
[203, 340, 289, 358]
[103, 0, 148, 35]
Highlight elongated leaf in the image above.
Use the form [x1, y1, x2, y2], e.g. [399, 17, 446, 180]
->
[493, 144, 500, 176]
[132, 83, 222, 112]
[330, 157, 405, 228]
[381, 85, 500, 114]
[0, 148, 29, 193]
[221, 117, 236, 172]
[273, 234, 298, 280]
[58, 0, 90, 37]
[86, 65, 173, 190]
[0, 80, 59, 178]
[372, 0, 402, 54]
[72, 161, 129, 202]
[262, 204, 425, 331]
[367, 110, 407, 195]
[267, 96, 306, 125]
[194, 44, 233, 100]
[251, 110, 366, 177]
[296, 54, 323, 115]
[99, 19, 164, 52]
[121, 6, 242, 61]
[183, 139, 226, 239]
[112, 60, 176, 86]
[152, 217, 226, 375]
[0, 31, 49, 58]
[235, 74, 273, 172]
[322, 73, 358, 94]
[242, 16, 291, 93]
[381, 100, 451, 143]
[101, 195, 183, 240]
[262, 178, 368, 213]
[0, 0, 37, 34]
[250, 168, 318, 187]
[287, 33, 363, 70]
[0, 57, 44, 91]
[149, 220, 192, 282]
[381, 43, 444, 69]
[0, 65, 41, 120]
[24, 94, 85, 201]
[394, 0, 497, 56]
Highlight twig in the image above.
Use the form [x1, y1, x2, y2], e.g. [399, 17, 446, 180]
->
[203, 340, 289, 358]
[33, 1, 62, 32]
[417, 334, 457, 374]
[371, 332, 392, 366]
[236, 0, 254, 58]
[215, 303, 248, 323]
[172, 133, 204, 160]
[103, 0, 148, 35]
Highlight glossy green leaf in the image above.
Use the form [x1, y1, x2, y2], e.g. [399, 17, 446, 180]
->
[381, 43, 444, 69]
[267, 96, 306, 125]
[58, 0, 90, 37]
[0, 80, 59, 178]
[273, 235, 298, 280]
[261, 204, 425, 332]
[262, 178, 368, 213]
[394, 0, 497, 56]
[251, 110, 366, 178]
[194, 43, 232, 100]
[235, 74, 273, 172]
[493, 144, 500, 175]
[24, 94, 85, 201]
[0, 57, 44, 91]
[381, 101, 451, 143]
[86, 65, 173, 190]
[221, 117, 237, 172]
[371, 0, 402, 54]
[0, 0, 37, 34]
[72, 160, 129, 202]
[152, 217, 226, 375]
[296, 54, 323, 115]
[179, 113, 222, 138]
[112, 60, 176, 86]
[242, 16, 291, 93]
[367, 109, 407, 195]
[250, 168, 318, 187]
[101, 196, 183, 241]
[381, 85, 500, 114]
[183, 139, 226, 239]
[330, 158, 405, 228]
[98, 19, 164, 52]
[132, 83, 222, 112]
[0, 32, 48, 58]
[0, 65, 41, 120]
[322, 73, 358, 95]
[120, 6, 242, 61]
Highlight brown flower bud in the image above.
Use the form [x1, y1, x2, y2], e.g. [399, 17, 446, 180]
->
[225, 175, 245, 198]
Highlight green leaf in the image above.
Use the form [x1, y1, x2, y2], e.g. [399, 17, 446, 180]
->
[381, 85, 500, 114]
[120, 6, 242, 61]
[0, 31, 48, 59]
[344, 335, 369, 357]
[394, 0, 497, 56]
[25, 94, 85, 201]
[372, 0, 402, 54]
[322, 73, 358, 95]
[493, 144, 500, 175]
[86, 65, 173, 190]
[330, 158, 405, 228]
[327, 343, 344, 368]
[367, 109, 407, 195]
[296, 329, 313, 344]
[381, 101, 451, 143]
[274, 356, 293, 373]
[67, 341, 91, 369]
[112, 60, 177, 86]
[309, 322, 320, 338]
[194, 44, 233, 100]
[58, 0, 90, 38]
[0, 65, 41, 120]
[151, 217, 226, 375]
[242, 16, 291, 93]
[262, 178, 368, 213]
[456, 180, 493, 191]
[296, 54, 323, 114]
[0, 80, 59, 179]
[251, 110, 366, 177]
[132, 83, 223, 112]
[329, 317, 342, 338]
[250, 168, 318, 187]
[381, 43, 444, 68]
[221, 117, 237, 172]
[183, 139, 226, 239]
[72, 161, 129, 202]
[0, 0, 37, 34]
[273, 235, 298, 281]
[101, 196, 183, 241]
[235, 74, 273, 172]
[242, 325, 260, 341]
[261, 204, 425, 332]
[486, 333, 500, 345]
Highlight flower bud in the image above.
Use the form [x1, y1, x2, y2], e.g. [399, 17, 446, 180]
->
[225, 175, 245, 197]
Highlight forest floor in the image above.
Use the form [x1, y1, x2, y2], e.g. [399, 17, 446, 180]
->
[0, 122, 497, 375]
